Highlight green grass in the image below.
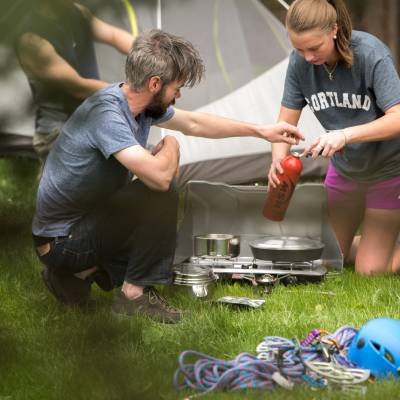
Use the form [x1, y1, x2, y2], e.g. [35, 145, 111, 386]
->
[0, 158, 400, 400]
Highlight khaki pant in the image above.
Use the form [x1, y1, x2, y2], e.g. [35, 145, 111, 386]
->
[33, 128, 60, 161]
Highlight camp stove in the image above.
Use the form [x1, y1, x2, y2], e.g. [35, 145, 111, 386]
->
[188, 255, 327, 285]
[174, 181, 343, 288]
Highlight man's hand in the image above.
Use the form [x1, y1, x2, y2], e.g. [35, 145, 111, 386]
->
[156, 136, 180, 178]
[151, 138, 165, 155]
[259, 121, 304, 144]
[114, 135, 180, 191]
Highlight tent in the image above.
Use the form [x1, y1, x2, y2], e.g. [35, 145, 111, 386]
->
[0, 0, 327, 183]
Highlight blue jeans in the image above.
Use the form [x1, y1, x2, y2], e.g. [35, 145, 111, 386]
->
[36, 180, 178, 287]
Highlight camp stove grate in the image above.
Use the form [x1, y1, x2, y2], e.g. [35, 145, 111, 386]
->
[189, 256, 327, 282]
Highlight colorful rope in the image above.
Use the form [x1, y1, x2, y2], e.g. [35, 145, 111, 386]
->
[174, 325, 359, 396]
[174, 351, 299, 394]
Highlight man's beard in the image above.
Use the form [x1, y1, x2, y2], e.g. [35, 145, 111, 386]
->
[145, 87, 175, 119]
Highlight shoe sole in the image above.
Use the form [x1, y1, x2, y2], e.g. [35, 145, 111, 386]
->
[91, 270, 113, 291]
[41, 268, 90, 307]
[41, 268, 67, 304]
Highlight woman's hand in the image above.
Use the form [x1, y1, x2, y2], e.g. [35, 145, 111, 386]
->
[267, 156, 286, 189]
[304, 129, 347, 159]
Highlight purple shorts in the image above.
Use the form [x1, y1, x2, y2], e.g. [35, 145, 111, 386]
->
[324, 163, 400, 209]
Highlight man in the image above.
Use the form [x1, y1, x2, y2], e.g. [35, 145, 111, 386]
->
[33, 29, 304, 324]
[16, 0, 134, 159]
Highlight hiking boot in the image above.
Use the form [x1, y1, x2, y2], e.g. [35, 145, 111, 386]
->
[41, 266, 91, 306]
[111, 287, 182, 324]
[90, 269, 113, 291]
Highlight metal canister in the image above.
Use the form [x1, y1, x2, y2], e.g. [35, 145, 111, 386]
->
[194, 233, 240, 258]
[263, 155, 303, 221]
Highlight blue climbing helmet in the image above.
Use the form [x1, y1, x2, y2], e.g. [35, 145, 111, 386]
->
[348, 318, 400, 379]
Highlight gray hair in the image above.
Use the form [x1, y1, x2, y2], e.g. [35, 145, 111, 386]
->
[125, 29, 205, 90]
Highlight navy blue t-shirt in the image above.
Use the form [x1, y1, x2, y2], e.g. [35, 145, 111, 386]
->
[32, 83, 174, 236]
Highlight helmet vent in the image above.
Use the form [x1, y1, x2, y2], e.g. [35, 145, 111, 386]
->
[356, 338, 365, 349]
[384, 350, 395, 365]
[371, 341, 381, 352]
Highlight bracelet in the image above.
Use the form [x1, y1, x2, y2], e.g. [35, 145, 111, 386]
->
[341, 129, 347, 145]
[342, 128, 352, 145]
[327, 129, 350, 145]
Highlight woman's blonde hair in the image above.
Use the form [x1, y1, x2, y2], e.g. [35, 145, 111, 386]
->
[286, 0, 353, 66]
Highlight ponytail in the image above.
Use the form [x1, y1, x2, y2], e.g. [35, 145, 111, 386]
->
[328, 0, 353, 66]
[286, 0, 353, 66]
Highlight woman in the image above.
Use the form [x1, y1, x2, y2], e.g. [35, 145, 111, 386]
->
[269, 0, 400, 274]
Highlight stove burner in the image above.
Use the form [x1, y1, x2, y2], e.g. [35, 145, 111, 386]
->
[272, 260, 314, 269]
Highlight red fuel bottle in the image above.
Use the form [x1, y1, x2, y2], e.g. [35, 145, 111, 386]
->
[263, 155, 303, 221]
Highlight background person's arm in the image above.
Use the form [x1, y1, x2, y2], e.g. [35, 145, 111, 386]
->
[113, 136, 180, 192]
[16, 5, 134, 101]
[77, 4, 134, 54]
[158, 108, 304, 144]
[16, 32, 108, 100]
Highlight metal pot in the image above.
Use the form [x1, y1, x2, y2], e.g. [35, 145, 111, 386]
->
[194, 234, 240, 258]
[173, 263, 218, 298]
[175, 283, 214, 298]
[249, 236, 324, 262]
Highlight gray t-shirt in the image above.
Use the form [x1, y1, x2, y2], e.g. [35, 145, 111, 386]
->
[32, 83, 174, 237]
[282, 30, 400, 183]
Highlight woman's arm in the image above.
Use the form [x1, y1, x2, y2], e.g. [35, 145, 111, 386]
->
[268, 106, 302, 187]
[305, 103, 400, 158]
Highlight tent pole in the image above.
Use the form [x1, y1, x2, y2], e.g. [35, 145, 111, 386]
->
[275, 0, 289, 11]
[157, 0, 166, 139]
[157, 0, 162, 29]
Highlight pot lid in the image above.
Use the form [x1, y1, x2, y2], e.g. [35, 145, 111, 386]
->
[195, 233, 235, 240]
[173, 263, 213, 277]
[250, 236, 324, 251]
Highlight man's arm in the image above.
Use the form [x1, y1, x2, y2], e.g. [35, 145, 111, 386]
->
[77, 4, 134, 54]
[16, 32, 108, 100]
[113, 136, 180, 192]
[158, 108, 304, 145]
